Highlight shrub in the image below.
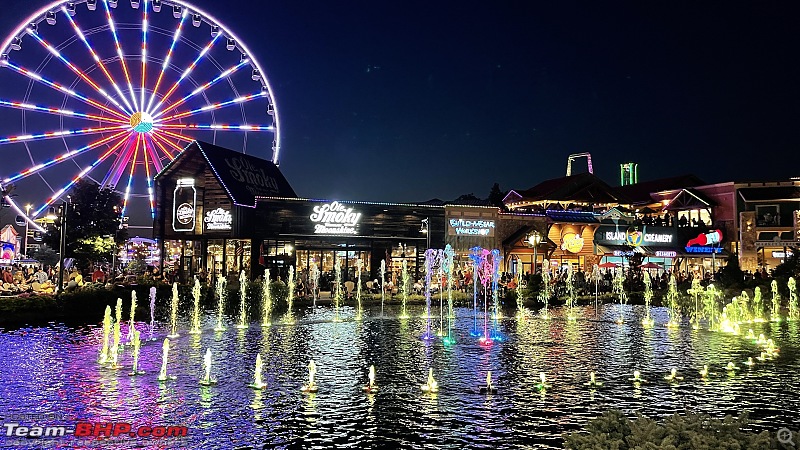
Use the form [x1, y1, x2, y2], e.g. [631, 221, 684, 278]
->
[564, 410, 784, 450]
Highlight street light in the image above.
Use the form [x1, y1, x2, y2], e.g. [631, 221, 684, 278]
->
[526, 230, 543, 274]
[420, 217, 430, 250]
[23, 204, 32, 258]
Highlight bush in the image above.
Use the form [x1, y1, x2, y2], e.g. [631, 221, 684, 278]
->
[564, 410, 784, 450]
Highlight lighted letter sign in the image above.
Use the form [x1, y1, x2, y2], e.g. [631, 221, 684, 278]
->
[561, 233, 584, 253]
[172, 178, 196, 232]
[204, 207, 233, 231]
[655, 251, 677, 258]
[596, 225, 674, 247]
[448, 219, 495, 237]
[310, 201, 361, 235]
[685, 229, 723, 254]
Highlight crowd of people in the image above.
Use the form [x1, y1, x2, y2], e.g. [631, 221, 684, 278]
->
[0, 264, 122, 296]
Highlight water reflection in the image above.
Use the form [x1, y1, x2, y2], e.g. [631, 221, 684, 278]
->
[0, 303, 798, 448]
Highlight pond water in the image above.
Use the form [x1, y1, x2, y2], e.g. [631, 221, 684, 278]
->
[0, 302, 797, 449]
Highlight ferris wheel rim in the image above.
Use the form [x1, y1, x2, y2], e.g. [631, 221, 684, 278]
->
[0, 0, 283, 232]
[0, 0, 281, 165]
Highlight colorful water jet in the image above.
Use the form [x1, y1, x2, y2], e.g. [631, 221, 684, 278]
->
[215, 274, 228, 332]
[789, 277, 798, 321]
[539, 259, 552, 320]
[642, 271, 654, 327]
[443, 245, 456, 344]
[771, 280, 781, 322]
[110, 298, 123, 369]
[379, 259, 386, 318]
[333, 259, 343, 322]
[302, 360, 318, 393]
[167, 282, 180, 338]
[564, 265, 577, 321]
[199, 348, 217, 386]
[612, 267, 627, 324]
[190, 277, 202, 334]
[126, 290, 137, 344]
[688, 277, 702, 329]
[284, 267, 296, 324]
[128, 329, 143, 376]
[310, 262, 320, 308]
[399, 259, 410, 320]
[355, 259, 364, 321]
[236, 270, 249, 329]
[157, 338, 175, 381]
[422, 249, 437, 340]
[665, 274, 680, 328]
[468, 247, 485, 335]
[98, 305, 112, 364]
[248, 354, 266, 389]
[148, 287, 156, 340]
[260, 270, 271, 327]
[421, 368, 438, 393]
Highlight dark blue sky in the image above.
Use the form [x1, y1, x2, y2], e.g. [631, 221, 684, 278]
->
[2, 0, 799, 207]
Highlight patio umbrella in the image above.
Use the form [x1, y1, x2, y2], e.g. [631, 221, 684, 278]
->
[598, 262, 619, 268]
[640, 262, 661, 269]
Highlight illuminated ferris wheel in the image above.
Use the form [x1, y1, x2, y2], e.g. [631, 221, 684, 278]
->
[0, 0, 280, 231]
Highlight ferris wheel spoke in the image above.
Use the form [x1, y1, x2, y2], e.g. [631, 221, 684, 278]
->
[156, 90, 268, 123]
[3, 130, 130, 185]
[100, 135, 136, 188]
[0, 99, 127, 124]
[145, 11, 188, 114]
[102, 0, 139, 111]
[32, 131, 134, 218]
[157, 123, 273, 132]
[155, 128, 193, 143]
[120, 132, 143, 216]
[61, 6, 135, 114]
[140, 135, 157, 218]
[0, 124, 128, 145]
[2, 61, 130, 121]
[140, 0, 150, 112]
[148, 33, 222, 116]
[27, 28, 129, 116]
[151, 59, 250, 120]
[148, 132, 176, 160]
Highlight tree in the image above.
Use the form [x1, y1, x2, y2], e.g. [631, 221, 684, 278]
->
[31, 245, 59, 268]
[488, 182, 507, 211]
[43, 180, 126, 269]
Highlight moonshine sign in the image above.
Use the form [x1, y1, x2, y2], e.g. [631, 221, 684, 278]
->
[172, 178, 196, 232]
[310, 201, 361, 235]
[204, 207, 233, 231]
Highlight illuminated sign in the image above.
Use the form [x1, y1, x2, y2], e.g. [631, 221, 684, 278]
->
[204, 208, 233, 231]
[595, 225, 675, 247]
[448, 219, 495, 237]
[772, 251, 793, 258]
[685, 229, 723, 254]
[655, 251, 677, 258]
[613, 250, 636, 257]
[1, 241, 14, 263]
[172, 178, 196, 232]
[561, 233, 584, 253]
[310, 201, 361, 235]
[684, 246, 723, 254]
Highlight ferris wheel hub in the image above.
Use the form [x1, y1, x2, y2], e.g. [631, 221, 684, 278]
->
[130, 111, 154, 133]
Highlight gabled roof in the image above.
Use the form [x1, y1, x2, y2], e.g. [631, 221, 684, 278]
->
[155, 140, 296, 207]
[614, 174, 705, 204]
[664, 188, 716, 211]
[504, 172, 629, 205]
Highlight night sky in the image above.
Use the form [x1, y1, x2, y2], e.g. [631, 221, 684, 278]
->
[1, 0, 799, 212]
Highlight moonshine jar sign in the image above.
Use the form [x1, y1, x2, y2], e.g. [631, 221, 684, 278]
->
[173, 179, 197, 232]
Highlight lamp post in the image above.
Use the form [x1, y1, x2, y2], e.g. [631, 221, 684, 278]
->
[47, 199, 69, 295]
[23, 204, 32, 258]
[526, 230, 542, 274]
[421, 217, 430, 250]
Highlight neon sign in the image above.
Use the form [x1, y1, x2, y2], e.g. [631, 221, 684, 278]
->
[685, 246, 723, 254]
[172, 178, 196, 232]
[597, 225, 674, 247]
[310, 201, 361, 235]
[561, 233, 584, 253]
[448, 219, 495, 237]
[655, 251, 677, 258]
[204, 208, 233, 231]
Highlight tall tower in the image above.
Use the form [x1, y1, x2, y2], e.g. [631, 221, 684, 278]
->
[620, 162, 638, 186]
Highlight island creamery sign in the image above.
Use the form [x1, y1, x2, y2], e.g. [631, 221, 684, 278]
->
[448, 219, 495, 237]
[594, 225, 675, 247]
[310, 201, 361, 235]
